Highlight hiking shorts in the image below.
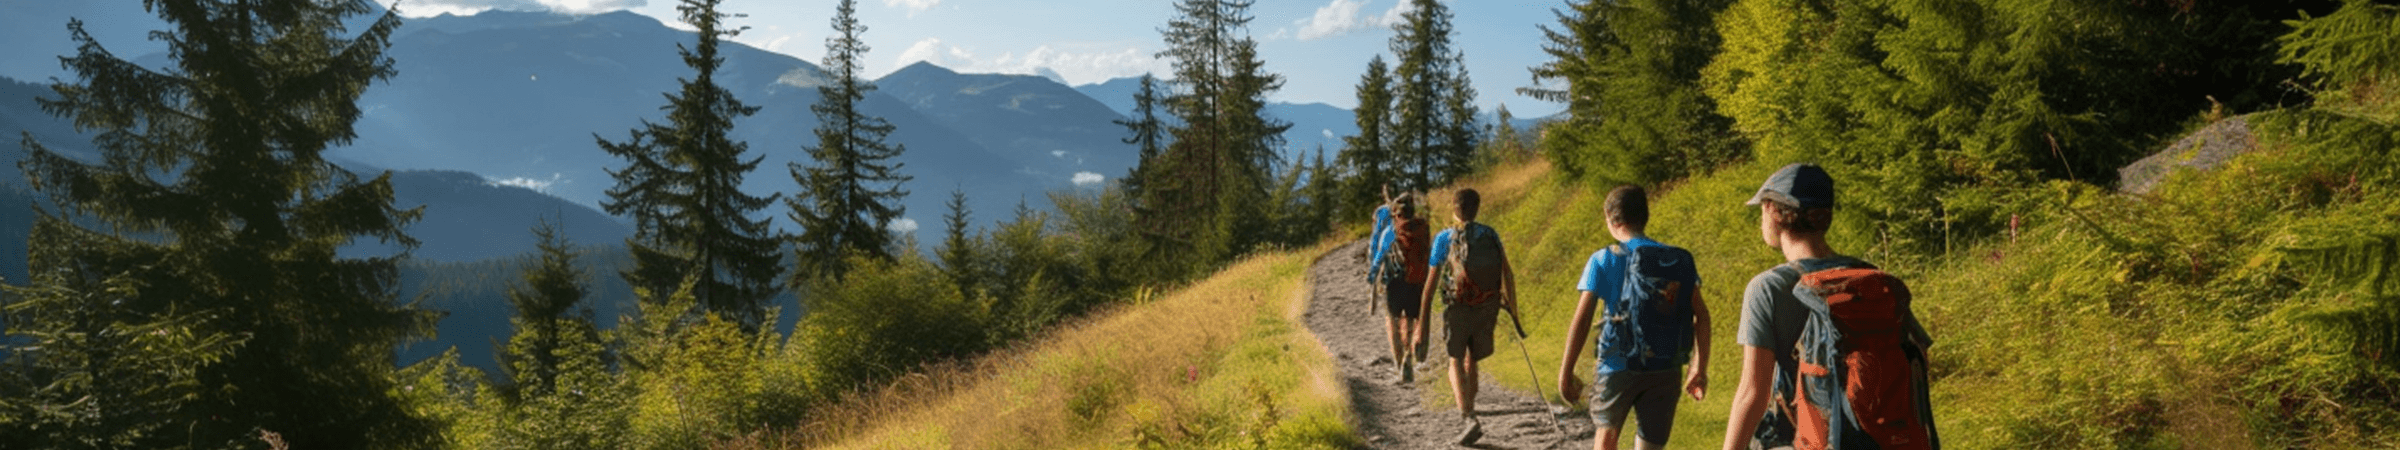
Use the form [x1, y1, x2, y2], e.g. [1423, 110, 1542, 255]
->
[1591, 369, 1683, 445]
[1442, 300, 1500, 361]
[1384, 280, 1424, 319]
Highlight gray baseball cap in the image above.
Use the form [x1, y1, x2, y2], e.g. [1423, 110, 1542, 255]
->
[1746, 163, 1836, 209]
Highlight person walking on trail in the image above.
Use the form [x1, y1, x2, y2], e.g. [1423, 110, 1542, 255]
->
[1719, 163, 1937, 450]
[1418, 188, 1520, 446]
[1558, 185, 1712, 450]
[1367, 184, 1396, 278]
[1372, 193, 1434, 383]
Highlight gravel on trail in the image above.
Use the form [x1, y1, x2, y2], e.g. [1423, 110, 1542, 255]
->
[1305, 240, 1599, 449]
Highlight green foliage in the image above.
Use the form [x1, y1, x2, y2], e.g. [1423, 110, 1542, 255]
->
[1705, 0, 2311, 255]
[480, 222, 632, 450]
[1528, 0, 1744, 186]
[790, 0, 912, 282]
[1916, 105, 2400, 448]
[2, 1, 439, 448]
[1116, 74, 1172, 200]
[2281, 0, 2400, 120]
[616, 278, 788, 450]
[1387, 0, 1479, 192]
[1136, 0, 1293, 279]
[785, 255, 983, 406]
[1336, 55, 1397, 214]
[601, 0, 786, 329]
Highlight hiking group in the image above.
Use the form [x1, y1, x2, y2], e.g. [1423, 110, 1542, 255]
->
[1366, 164, 1939, 449]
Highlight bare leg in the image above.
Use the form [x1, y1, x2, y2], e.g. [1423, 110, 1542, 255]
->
[1453, 355, 1479, 413]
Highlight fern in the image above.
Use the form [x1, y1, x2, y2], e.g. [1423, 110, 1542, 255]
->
[2282, 233, 2400, 369]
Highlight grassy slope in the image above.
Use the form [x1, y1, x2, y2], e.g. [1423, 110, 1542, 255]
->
[801, 241, 1357, 449]
[800, 124, 2398, 448]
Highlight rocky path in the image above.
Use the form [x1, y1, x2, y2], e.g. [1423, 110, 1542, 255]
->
[1305, 240, 1597, 449]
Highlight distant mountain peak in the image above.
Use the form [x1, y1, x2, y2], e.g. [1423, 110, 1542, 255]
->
[893, 60, 957, 76]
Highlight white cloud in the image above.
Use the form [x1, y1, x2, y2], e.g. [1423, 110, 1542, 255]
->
[487, 173, 566, 193]
[1296, 0, 1370, 40]
[895, 37, 978, 71]
[887, 39, 1164, 86]
[882, 0, 941, 16]
[887, 218, 920, 233]
[1072, 172, 1105, 187]
[381, 0, 643, 17]
[1294, 0, 1412, 41]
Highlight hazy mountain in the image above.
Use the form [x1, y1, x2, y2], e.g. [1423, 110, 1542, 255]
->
[371, 170, 633, 262]
[344, 10, 1049, 238]
[876, 62, 1137, 186]
[1073, 76, 1357, 165]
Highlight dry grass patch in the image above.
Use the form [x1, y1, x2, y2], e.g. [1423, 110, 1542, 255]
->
[761, 241, 1355, 450]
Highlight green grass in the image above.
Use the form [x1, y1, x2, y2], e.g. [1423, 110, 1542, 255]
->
[781, 106, 2400, 448]
[1415, 118, 2400, 449]
[788, 241, 1359, 450]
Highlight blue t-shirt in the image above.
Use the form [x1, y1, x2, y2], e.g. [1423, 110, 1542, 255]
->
[1577, 236, 1696, 374]
[1368, 205, 1394, 282]
[1427, 228, 1455, 269]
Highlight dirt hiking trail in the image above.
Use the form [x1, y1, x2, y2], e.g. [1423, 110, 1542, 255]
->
[1306, 240, 1599, 449]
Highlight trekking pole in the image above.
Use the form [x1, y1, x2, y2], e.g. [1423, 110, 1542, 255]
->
[1506, 309, 1575, 438]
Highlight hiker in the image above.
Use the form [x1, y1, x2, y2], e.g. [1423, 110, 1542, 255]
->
[1373, 193, 1433, 383]
[1558, 185, 1711, 450]
[1720, 163, 1937, 450]
[1368, 185, 1395, 281]
[1419, 188, 1519, 446]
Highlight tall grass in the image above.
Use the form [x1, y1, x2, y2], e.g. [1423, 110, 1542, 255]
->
[762, 241, 1358, 449]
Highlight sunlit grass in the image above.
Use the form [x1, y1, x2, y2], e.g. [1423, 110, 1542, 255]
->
[777, 241, 1358, 449]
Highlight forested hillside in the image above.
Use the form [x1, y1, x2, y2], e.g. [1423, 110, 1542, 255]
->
[5, 0, 2397, 449]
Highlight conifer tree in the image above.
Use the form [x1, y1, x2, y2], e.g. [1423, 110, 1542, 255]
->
[1137, 0, 1290, 273]
[1338, 55, 1395, 212]
[937, 189, 981, 299]
[792, 0, 911, 282]
[491, 221, 627, 450]
[2, 1, 436, 447]
[600, 0, 785, 329]
[1388, 0, 1476, 191]
[1116, 74, 1170, 199]
[1528, 0, 1740, 185]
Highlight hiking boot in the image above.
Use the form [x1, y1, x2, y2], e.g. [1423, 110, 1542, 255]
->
[1454, 416, 1483, 446]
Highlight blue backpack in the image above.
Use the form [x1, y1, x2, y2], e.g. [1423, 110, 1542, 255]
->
[1600, 243, 1700, 371]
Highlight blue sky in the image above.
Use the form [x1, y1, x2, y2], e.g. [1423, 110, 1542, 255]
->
[383, 0, 1567, 117]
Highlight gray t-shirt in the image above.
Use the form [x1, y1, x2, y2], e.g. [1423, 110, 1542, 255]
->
[1736, 257, 1933, 382]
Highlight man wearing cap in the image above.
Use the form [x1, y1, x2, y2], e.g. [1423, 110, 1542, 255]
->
[1719, 163, 1933, 450]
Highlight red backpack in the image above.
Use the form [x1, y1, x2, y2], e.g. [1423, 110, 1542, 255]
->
[1391, 217, 1431, 285]
[1790, 265, 1938, 450]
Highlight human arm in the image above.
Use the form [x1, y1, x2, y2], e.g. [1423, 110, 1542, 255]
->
[1559, 289, 1599, 401]
[1687, 289, 1712, 401]
[1720, 345, 1775, 450]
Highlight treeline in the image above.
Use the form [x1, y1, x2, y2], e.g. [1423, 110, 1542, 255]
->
[1516, 0, 2399, 446]
[1529, 0, 2336, 256]
[0, 0, 1511, 449]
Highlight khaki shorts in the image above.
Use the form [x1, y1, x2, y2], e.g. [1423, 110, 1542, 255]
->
[1442, 300, 1500, 361]
[1591, 369, 1683, 445]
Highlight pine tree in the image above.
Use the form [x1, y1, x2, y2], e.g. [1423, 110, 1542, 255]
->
[1116, 74, 1170, 199]
[2, 1, 436, 448]
[491, 221, 627, 450]
[599, 0, 786, 330]
[1338, 55, 1395, 212]
[1388, 0, 1476, 191]
[937, 189, 980, 300]
[1137, 0, 1290, 274]
[791, 0, 911, 282]
[1528, 0, 1741, 185]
